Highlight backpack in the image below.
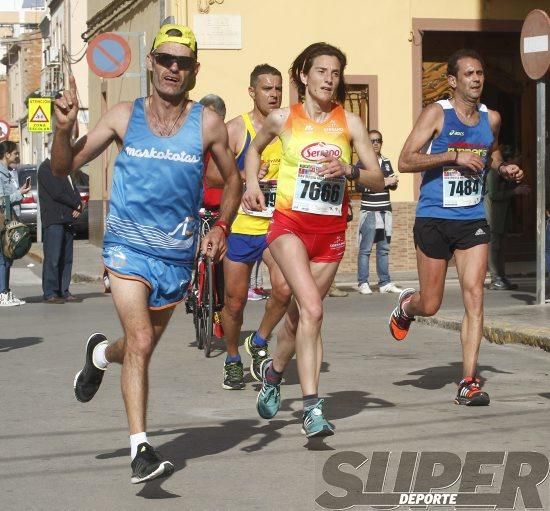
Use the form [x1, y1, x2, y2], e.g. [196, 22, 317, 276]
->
[1, 196, 32, 260]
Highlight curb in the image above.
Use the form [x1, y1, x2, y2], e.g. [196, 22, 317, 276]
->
[417, 316, 550, 353]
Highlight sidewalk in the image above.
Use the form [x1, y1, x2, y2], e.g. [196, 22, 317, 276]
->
[28, 240, 550, 352]
[28, 239, 104, 283]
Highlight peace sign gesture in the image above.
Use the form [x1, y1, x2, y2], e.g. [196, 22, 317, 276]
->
[53, 75, 79, 131]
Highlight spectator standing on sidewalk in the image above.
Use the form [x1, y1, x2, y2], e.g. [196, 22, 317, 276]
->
[0, 141, 29, 306]
[38, 156, 83, 303]
[356, 130, 402, 295]
[484, 148, 530, 290]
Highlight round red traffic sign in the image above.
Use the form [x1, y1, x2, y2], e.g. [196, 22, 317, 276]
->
[521, 9, 550, 80]
[86, 32, 131, 79]
[0, 119, 10, 141]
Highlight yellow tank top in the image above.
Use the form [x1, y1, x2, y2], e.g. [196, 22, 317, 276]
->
[231, 113, 282, 235]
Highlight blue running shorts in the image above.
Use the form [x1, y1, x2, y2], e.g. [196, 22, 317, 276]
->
[103, 244, 192, 309]
[226, 233, 267, 263]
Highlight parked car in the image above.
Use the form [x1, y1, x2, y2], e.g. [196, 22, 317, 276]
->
[15, 164, 89, 238]
[16, 164, 38, 233]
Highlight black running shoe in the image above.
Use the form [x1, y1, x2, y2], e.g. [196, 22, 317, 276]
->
[73, 333, 108, 403]
[455, 376, 490, 406]
[130, 443, 174, 484]
[222, 360, 245, 390]
[244, 332, 269, 381]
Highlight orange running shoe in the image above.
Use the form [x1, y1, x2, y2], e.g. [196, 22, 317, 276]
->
[389, 288, 415, 341]
[455, 376, 490, 406]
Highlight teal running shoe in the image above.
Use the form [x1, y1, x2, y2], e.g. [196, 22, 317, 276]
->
[301, 399, 334, 438]
[256, 358, 281, 419]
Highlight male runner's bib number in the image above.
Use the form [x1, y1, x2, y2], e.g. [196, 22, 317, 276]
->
[292, 164, 345, 216]
[442, 167, 482, 207]
[242, 180, 277, 218]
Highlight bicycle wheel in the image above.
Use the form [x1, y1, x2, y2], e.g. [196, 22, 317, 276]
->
[203, 257, 215, 357]
[196, 258, 207, 350]
[192, 291, 202, 349]
[184, 280, 201, 349]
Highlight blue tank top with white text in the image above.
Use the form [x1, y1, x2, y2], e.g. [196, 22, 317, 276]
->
[416, 99, 494, 220]
[103, 98, 204, 266]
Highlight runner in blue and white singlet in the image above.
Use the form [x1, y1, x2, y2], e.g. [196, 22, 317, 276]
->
[51, 24, 242, 484]
[388, 49, 524, 407]
[104, 98, 204, 267]
[416, 99, 494, 221]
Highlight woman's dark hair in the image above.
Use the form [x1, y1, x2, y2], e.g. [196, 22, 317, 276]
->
[290, 42, 347, 104]
[0, 140, 17, 160]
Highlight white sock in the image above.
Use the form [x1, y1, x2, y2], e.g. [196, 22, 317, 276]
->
[130, 432, 148, 460]
[92, 341, 109, 369]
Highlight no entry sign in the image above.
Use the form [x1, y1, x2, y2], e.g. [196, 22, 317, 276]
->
[521, 9, 550, 80]
[0, 120, 10, 141]
[86, 32, 131, 78]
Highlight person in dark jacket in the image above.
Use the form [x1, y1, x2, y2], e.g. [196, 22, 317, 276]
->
[38, 157, 82, 303]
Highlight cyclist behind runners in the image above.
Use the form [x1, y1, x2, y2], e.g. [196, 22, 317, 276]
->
[243, 43, 384, 437]
[199, 94, 227, 213]
[206, 64, 292, 390]
[199, 94, 227, 334]
[52, 25, 242, 483]
[388, 49, 523, 406]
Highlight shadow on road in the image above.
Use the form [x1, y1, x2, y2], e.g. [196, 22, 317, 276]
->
[23, 292, 106, 304]
[282, 359, 330, 386]
[97, 419, 288, 499]
[95, 389, 394, 499]
[0, 336, 42, 352]
[393, 361, 513, 390]
[510, 293, 536, 305]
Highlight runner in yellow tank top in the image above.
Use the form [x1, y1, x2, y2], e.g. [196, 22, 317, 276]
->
[231, 112, 281, 235]
[205, 64, 292, 391]
[243, 43, 384, 438]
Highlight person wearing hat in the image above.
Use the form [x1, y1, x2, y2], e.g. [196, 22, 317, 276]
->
[51, 24, 242, 483]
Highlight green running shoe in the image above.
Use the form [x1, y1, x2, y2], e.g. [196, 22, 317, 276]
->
[244, 332, 269, 381]
[222, 360, 245, 390]
[301, 399, 334, 438]
[256, 358, 281, 419]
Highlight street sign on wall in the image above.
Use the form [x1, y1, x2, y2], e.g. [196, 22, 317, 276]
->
[0, 120, 10, 141]
[521, 9, 550, 80]
[28, 98, 52, 132]
[86, 32, 132, 78]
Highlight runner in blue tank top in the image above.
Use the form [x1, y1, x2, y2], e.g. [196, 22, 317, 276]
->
[51, 24, 241, 483]
[388, 49, 524, 406]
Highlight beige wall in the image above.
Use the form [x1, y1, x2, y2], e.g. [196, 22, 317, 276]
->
[184, 0, 550, 203]
[85, 0, 550, 263]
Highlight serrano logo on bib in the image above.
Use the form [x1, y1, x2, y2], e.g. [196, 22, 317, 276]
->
[301, 142, 342, 162]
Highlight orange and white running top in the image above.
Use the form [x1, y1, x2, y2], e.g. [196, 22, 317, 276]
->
[274, 103, 351, 234]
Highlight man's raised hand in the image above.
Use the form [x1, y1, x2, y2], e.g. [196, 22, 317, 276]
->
[54, 75, 79, 131]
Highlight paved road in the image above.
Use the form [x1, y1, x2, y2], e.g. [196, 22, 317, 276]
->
[1, 258, 550, 510]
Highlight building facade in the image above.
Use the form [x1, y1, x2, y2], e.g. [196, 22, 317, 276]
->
[85, 0, 549, 273]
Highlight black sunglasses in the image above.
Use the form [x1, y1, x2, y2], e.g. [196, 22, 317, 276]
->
[152, 52, 196, 71]
[370, 138, 382, 144]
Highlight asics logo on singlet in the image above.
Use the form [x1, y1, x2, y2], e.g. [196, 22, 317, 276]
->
[301, 142, 342, 161]
[125, 146, 201, 163]
[449, 130, 465, 136]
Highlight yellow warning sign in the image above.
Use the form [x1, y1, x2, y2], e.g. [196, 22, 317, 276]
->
[28, 98, 51, 132]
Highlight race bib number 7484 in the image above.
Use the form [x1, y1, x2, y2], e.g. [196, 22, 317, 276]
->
[442, 167, 482, 208]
